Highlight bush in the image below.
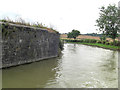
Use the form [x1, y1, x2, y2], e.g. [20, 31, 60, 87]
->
[102, 40, 106, 44]
[83, 39, 90, 43]
[59, 40, 64, 50]
[65, 39, 98, 43]
[109, 41, 120, 46]
[90, 39, 97, 43]
[65, 39, 77, 42]
[79, 39, 84, 42]
[82, 39, 97, 43]
[113, 41, 120, 46]
[110, 42, 114, 45]
[97, 40, 102, 43]
[105, 42, 110, 45]
[100, 36, 106, 41]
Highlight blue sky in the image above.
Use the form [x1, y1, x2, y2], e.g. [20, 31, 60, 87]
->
[0, 0, 119, 34]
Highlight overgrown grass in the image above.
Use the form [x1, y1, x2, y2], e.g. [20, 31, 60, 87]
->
[0, 17, 59, 33]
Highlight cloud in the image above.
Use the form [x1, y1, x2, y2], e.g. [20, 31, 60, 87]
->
[0, 0, 119, 34]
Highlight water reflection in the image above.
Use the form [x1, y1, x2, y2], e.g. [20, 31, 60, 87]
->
[67, 44, 77, 54]
[2, 58, 59, 88]
[100, 51, 118, 71]
[2, 43, 118, 88]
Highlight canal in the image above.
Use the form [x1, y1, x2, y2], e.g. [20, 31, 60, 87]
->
[2, 43, 118, 88]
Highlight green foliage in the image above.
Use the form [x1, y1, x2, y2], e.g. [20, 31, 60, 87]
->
[63, 39, 120, 50]
[105, 42, 110, 45]
[102, 40, 106, 44]
[113, 40, 120, 46]
[83, 39, 97, 43]
[100, 36, 106, 41]
[63, 38, 120, 47]
[96, 4, 119, 40]
[110, 42, 114, 45]
[67, 29, 80, 39]
[65, 39, 97, 43]
[2, 23, 10, 38]
[90, 39, 97, 43]
[1, 19, 7, 22]
[59, 40, 64, 50]
[32, 22, 45, 28]
[97, 40, 102, 44]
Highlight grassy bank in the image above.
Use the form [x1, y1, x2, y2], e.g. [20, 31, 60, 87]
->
[68, 42, 120, 50]
[61, 39, 120, 51]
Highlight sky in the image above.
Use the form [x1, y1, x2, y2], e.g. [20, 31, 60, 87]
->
[0, 0, 119, 34]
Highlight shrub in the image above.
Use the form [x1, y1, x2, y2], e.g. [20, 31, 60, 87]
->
[79, 39, 97, 43]
[84, 39, 90, 43]
[105, 42, 110, 45]
[102, 40, 106, 44]
[110, 42, 114, 45]
[59, 40, 64, 50]
[79, 39, 84, 43]
[100, 36, 106, 41]
[97, 40, 102, 43]
[90, 39, 97, 43]
[113, 41, 120, 46]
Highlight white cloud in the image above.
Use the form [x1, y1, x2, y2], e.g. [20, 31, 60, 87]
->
[0, 0, 119, 34]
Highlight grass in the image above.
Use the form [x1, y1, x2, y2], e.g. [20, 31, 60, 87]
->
[0, 17, 59, 34]
[67, 42, 120, 50]
[61, 39, 120, 50]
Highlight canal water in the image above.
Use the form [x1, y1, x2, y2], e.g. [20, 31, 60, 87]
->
[2, 43, 118, 88]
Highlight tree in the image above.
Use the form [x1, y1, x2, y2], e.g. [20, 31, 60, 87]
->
[67, 29, 80, 39]
[96, 4, 119, 41]
[118, 3, 120, 33]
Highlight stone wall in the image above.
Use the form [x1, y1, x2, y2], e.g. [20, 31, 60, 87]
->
[1, 22, 60, 68]
[0, 23, 2, 68]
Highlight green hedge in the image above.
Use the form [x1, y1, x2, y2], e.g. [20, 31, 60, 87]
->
[65, 39, 97, 43]
[62, 39, 120, 46]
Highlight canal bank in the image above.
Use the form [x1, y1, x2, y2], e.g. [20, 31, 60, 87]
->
[2, 43, 118, 88]
[61, 38, 120, 51]
[66, 42, 120, 51]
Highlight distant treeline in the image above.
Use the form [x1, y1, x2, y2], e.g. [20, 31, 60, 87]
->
[83, 33, 102, 37]
[61, 33, 103, 37]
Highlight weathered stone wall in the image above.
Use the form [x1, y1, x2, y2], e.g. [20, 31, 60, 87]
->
[1, 22, 60, 68]
[0, 23, 2, 69]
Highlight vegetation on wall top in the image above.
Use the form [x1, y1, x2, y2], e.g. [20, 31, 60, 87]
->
[0, 17, 59, 34]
